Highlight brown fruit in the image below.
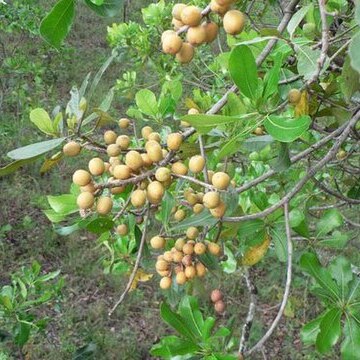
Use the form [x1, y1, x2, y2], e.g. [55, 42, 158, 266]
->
[186, 25, 207, 46]
[212, 172, 230, 190]
[194, 242, 206, 255]
[96, 196, 113, 215]
[116, 224, 128, 236]
[131, 189, 147, 208]
[214, 300, 226, 314]
[141, 126, 153, 139]
[210, 289, 223, 303]
[185, 265, 196, 279]
[181, 6, 202, 26]
[210, 201, 226, 218]
[171, 161, 188, 175]
[116, 135, 130, 150]
[160, 277, 172, 289]
[111, 185, 125, 194]
[119, 117, 130, 129]
[162, 33, 183, 55]
[189, 155, 205, 173]
[203, 191, 220, 209]
[88, 157, 105, 176]
[113, 164, 131, 180]
[216, 0, 234, 5]
[63, 141, 81, 157]
[193, 203, 204, 214]
[77, 192, 94, 209]
[167, 132, 183, 151]
[186, 226, 199, 240]
[148, 132, 161, 142]
[73, 169, 91, 186]
[147, 181, 165, 204]
[210, 0, 229, 15]
[208, 242, 221, 256]
[125, 150, 143, 171]
[150, 236, 165, 249]
[155, 167, 171, 182]
[156, 259, 169, 271]
[196, 262, 206, 277]
[136, 215, 144, 224]
[223, 10, 246, 35]
[182, 254, 193, 267]
[80, 182, 95, 193]
[174, 209, 186, 221]
[202, 22, 219, 43]
[172, 18, 184, 30]
[183, 243, 194, 255]
[288, 89, 301, 104]
[176, 271, 187, 285]
[104, 130, 117, 144]
[175, 238, 186, 251]
[172, 3, 187, 20]
[107, 144, 121, 157]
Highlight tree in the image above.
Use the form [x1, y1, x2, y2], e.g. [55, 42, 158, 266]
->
[2, 0, 360, 358]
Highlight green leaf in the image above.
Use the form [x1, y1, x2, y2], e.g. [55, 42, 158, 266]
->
[7, 138, 65, 160]
[328, 256, 353, 290]
[84, 0, 124, 17]
[316, 209, 343, 236]
[273, 142, 291, 171]
[319, 231, 348, 249]
[296, 45, 322, 81]
[340, 55, 360, 102]
[263, 53, 282, 100]
[271, 224, 287, 262]
[301, 314, 323, 345]
[172, 210, 217, 231]
[37, 269, 61, 283]
[202, 317, 215, 341]
[40, 0, 75, 49]
[30, 108, 56, 135]
[14, 322, 31, 347]
[341, 315, 360, 360]
[85, 218, 114, 234]
[160, 192, 176, 232]
[0, 157, 42, 177]
[47, 194, 77, 214]
[178, 296, 204, 339]
[150, 335, 199, 357]
[287, 4, 312, 38]
[135, 89, 158, 117]
[349, 32, 360, 75]
[229, 45, 259, 100]
[264, 115, 311, 142]
[316, 307, 342, 353]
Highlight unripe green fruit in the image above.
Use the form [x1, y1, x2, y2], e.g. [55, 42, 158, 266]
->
[212, 172, 230, 190]
[113, 164, 131, 180]
[131, 189, 147, 208]
[96, 196, 113, 215]
[88, 157, 105, 176]
[73, 169, 91, 186]
[63, 141, 81, 157]
[167, 132, 183, 150]
[303, 22, 316, 39]
[186, 226, 199, 240]
[160, 277, 172, 289]
[119, 117, 130, 129]
[181, 5, 202, 26]
[116, 224, 128, 236]
[254, 127, 264, 136]
[188, 108, 199, 115]
[249, 151, 260, 161]
[150, 236, 165, 249]
[77, 191, 94, 209]
[104, 130, 117, 144]
[223, 10, 246, 35]
[107, 144, 121, 157]
[189, 155, 205, 173]
[155, 167, 171, 182]
[116, 135, 130, 150]
[125, 150, 143, 171]
[336, 149, 347, 160]
[203, 191, 220, 209]
[288, 89, 301, 104]
[176, 42, 195, 64]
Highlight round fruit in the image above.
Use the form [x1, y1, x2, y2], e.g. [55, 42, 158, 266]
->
[166, 133, 183, 151]
[183, 243, 194, 255]
[63, 141, 81, 157]
[186, 226, 199, 240]
[172, 18, 184, 30]
[337, 149, 347, 160]
[157, 269, 171, 277]
[182, 254, 193, 266]
[104, 162, 110, 172]
[131, 189, 147, 208]
[77, 191, 94, 209]
[107, 144, 121, 157]
[163, 251, 173, 262]
[150, 236, 165, 249]
[202, 22, 219, 43]
[176, 42, 195, 64]
[212, 172, 230, 190]
[156, 259, 169, 271]
[162, 30, 175, 42]
[125, 150, 143, 171]
[174, 209, 186, 221]
[175, 238, 186, 251]
[104, 130, 117, 144]
[223, 10, 246, 35]
[181, 5, 202, 26]
[208, 242, 221, 256]
[254, 127, 264, 136]
[189, 155, 205, 173]
[116, 135, 130, 150]
[171, 161, 188, 176]
[186, 192, 198, 206]
[176, 271, 187, 285]
[109, 157, 120, 165]
[214, 300, 226, 314]
[160, 277, 172, 289]
[141, 126, 153, 140]
[80, 182, 95, 193]
[73, 169, 91, 186]
[288, 89, 301, 104]
[162, 33, 183, 55]
[210, 0, 229, 15]
[147, 181, 165, 204]
[210, 289, 223, 303]
[194, 242, 206, 255]
[216, 0, 234, 5]
[96, 197, 113, 215]
[148, 132, 161, 142]
[186, 25, 207, 46]
[185, 265, 196, 279]
[172, 3, 186, 20]
[136, 216, 144, 224]
[193, 203, 204, 214]
[172, 250, 184, 263]
[113, 164, 131, 180]
[146, 141, 163, 162]
[119, 118, 130, 129]
[188, 108, 199, 115]
[155, 167, 171, 182]
[116, 224, 128, 236]
[196, 262, 206, 277]
[88, 157, 105, 176]
[141, 153, 153, 167]
[203, 191, 220, 209]
[210, 201, 226, 218]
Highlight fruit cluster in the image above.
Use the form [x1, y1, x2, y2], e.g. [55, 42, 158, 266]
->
[210, 288, 225, 314]
[152, 227, 222, 289]
[162, 1, 246, 63]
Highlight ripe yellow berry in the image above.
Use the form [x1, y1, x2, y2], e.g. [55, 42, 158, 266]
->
[146, 141, 163, 162]
[176, 42, 195, 64]
[185, 265, 196, 279]
[80, 182, 95, 193]
[185, 192, 198, 206]
[113, 164, 131, 180]
[160, 277, 172, 289]
[116, 224, 128, 236]
[208, 242, 221, 256]
[189, 155, 205, 173]
[174, 209, 186, 221]
[141, 126, 153, 140]
[162, 33, 183, 55]
[171, 161, 188, 176]
[141, 153, 153, 167]
[210, 0, 229, 15]
[203, 191, 220, 209]
[212, 172, 230, 190]
[288, 89, 302, 104]
[131, 189, 147, 208]
[172, 250, 184, 263]
[176, 271, 187, 285]
[73, 169, 91, 186]
[194, 242, 206, 255]
[172, 3, 187, 20]
[336, 149, 347, 160]
[202, 22, 219, 43]
[77, 191, 94, 209]
[96, 196, 113, 215]
[196, 262, 206, 277]
[162, 30, 176, 42]
[181, 6, 202, 26]
[172, 18, 184, 30]
[167, 133, 183, 150]
[214, 300, 226, 314]
[193, 203, 204, 214]
[155, 167, 171, 182]
[210, 201, 226, 218]
[182, 254, 193, 266]
[216, 0, 234, 5]
[119, 117, 130, 129]
[186, 25, 207, 46]
[188, 108, 199, 115]
[104, 130, 117, 144]
[63, 141, 81, 157]
[107, 144, 121, 157]
[148, 132, 161, 142]
[163, 251, 173, 262]
[150, 236, 165, 249]
[223, 10, 246, 35]
[157, 269, 171, 277]
[211, 289, 223, 303]
[88, 157, 105, 176]
[156, 259, 169, 271]
[116, 135, 130, 150]
[104, 162, 110, 172]
[125, 150, 143, 171]
[147, 181, 165, 204]
[254, 127, 264, 136]
[183, 243, 194, 255]
[175, 238, 186, 251]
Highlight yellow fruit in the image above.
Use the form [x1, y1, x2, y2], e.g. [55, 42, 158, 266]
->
[141, 126, 153, 140]
[186, 25, 207, 46]
[96, 196, 113, 215]
[104, 130, 117, 144]
[141, 153, 153, 167]
[160, 277, 172, 289]
[210, 0, 229, 15]
[194, 242, 206, 255]
[116, 224, 128, 236]
[203, 191, 220, 209]
[156, 259, 169, 271]
[73, 169, 91, 186]
[80, 182, 95, 193]
[147, 181, 165, 204]
[175, 238, 186, 251]
[77, 191, 94, 209]
[125, 150, 143, 171]
[189, 155, 205, 173]
[182, 254, 193, 266]
[188, 108, 199, 115]
[186, 192, 198, 206]
[193, 203, 204, 214]
[174, 209, 186, 221]
[202, 22, 219, 43]
[88, 157, 105, 176]
[104, 162, 110, 172]
[336, 149, 347, 160]
[139, 179, 149, 190]
[148, 132, 161, 142]
[162, 30, 176, 42]
[211, 289, 223, 302]
[172, 250, 184, 263]
[155, 167, 171, 182]
[186, 226, 199, 240]
[109, 157, 120, 166]
[176, 271, 187, 285]
[172, 3, 186, 20]
[254, 127, 264, 136]
[162, 33, 183, 55]
[196, 192, 204, 202]
[172, 18, 184, 30]
[146, 141, 163, 162]
[207, 170, 214, 182]
[185, 265, 196, 279]
[196, 262, 206, 277]
[157, 269, 171, 277]
[176, 43, 194, 65]
[131, 189, 147, 208]
[212, 172, 230, 190]
[214, 300, 226, 314]
[183, 243, 194, 255]
[223, 10, 246, 35]
[210, 201, 226, 218]
[171, 161, 188, 176]
[150, 236, 165, 249]
[288, 89, 302, 104]
[208, 242, 221, 256]
[181, 5, 202, 26]
[107, 144, 121, 157]
[242, 235, 271, 266]
[113, 164, 131, 180]
[116, 135, 130, 150]
[216, 0, 234, 5]
[119, 118, 130, 129]
[63, 141, 81, 157]
[163, 251, 173, 262]
[167, 133, 183, 151]
[111, 185, 125, 194]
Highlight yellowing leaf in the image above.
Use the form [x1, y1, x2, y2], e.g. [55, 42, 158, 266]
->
[40, 152, 63, 174]
[130, 268, 153, 291]
[294, 91, 309, 117]
[242, 234, 271, 266]
[185, 98, 200, 110]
